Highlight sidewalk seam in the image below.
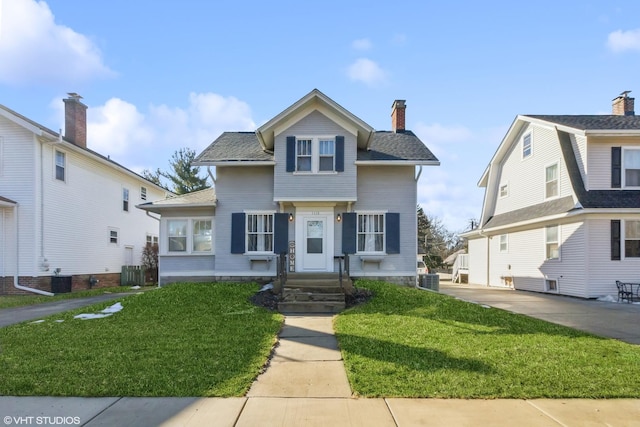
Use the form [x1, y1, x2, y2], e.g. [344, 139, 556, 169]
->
[81, 397, 122, 426]
[383, 398, 400, 427]
[525, 400, 569, 427]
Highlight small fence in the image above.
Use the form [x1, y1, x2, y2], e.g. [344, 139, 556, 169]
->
[121, 265, 146, 286]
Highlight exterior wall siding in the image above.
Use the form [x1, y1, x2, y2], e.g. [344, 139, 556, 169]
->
[350, 165, 417, 278]
[274, 111, 357, 200]
[467, 237, 488, 285]
[570, 133, 588, 189]
[494, 123, 569, 216]
[587, 136, 640, 190]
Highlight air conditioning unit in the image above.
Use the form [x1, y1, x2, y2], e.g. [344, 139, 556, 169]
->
[419, 274, 439, 292]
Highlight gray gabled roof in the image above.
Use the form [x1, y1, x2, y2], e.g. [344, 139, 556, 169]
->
[483, 196, 577, 229]
[525, 115, 640, 131]
[358, 131, 438, 162]
[0, 195, 17, 207]
[195, 130, 438, 165]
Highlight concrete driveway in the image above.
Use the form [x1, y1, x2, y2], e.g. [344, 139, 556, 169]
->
[439, 281, 640, 345]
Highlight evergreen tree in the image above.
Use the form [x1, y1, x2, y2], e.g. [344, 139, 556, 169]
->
[157, 148, 210, 195]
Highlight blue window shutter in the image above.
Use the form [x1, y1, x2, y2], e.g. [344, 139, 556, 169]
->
[612, 147, 622, 188]
[286, 136, 296, 172]
[335, 135, 344, 172]
[342, 213, 356, 254]
[274, 213, 289, 254]
[386, 213, 400, 254]
[611, 220, 621, 260]
[231, 213, 245, 254]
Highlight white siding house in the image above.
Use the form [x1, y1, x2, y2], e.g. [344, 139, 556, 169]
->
[463, 92, 640, 298]
[0, 95, 168, 295]
[139, 89, 439, 287]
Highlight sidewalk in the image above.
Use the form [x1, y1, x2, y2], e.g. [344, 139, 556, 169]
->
[2, 314, 639, 426]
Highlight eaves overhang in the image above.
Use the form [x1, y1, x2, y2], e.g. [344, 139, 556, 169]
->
[193, 160, 275, 167]
[355, 160, 440, 166]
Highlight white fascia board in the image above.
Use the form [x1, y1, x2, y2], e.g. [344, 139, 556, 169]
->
[0, 107, 46, 135]
[275, 197, 357, 203]
[584, 130, 640, 136]
[355, 160, 440, 166]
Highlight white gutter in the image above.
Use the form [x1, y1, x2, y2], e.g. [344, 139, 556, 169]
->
[12, 204, 53, 296]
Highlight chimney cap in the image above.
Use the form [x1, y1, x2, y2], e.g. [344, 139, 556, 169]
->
[392, 99, 406, 108]
[613, 90, 632, 101]
[66, 92, 83, 100]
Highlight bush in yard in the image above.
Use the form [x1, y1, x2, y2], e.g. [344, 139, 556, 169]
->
[141, 243, 159, 284]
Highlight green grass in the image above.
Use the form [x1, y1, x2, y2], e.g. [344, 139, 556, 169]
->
[335, 280, 640, 399]
[0, 283, 283, 397]
[0, 286, 137, 309]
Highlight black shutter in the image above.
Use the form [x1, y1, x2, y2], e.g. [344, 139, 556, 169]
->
[611, 220, 621, 260]
[231, 213, 246, 254]
[386, 213, 400, 254]
[286, 136, 296, 172]
[335, 135, 344, 172]
[342, 213, 357, 254]
[612, 147, 622, 188]
[274, 213, 289, 254]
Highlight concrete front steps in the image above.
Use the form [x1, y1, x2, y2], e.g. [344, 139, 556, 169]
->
[278, 272, 352, 313]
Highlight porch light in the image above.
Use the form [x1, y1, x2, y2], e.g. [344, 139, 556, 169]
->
[289, 213, 294, 222]
[336, 213, 342, 222]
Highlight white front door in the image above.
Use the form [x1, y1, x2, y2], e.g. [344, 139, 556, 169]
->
[295, 209, 334, 272]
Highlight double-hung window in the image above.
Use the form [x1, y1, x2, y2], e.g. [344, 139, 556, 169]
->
[499, 183, 508, 198]
[625, 220, 640, 258]
[319, 139, 335, 171]
[108, 228, 119, 245]
[357, 213, 384, 253]
[123, 188, 129, 212]
[296, 139, 312, 172]
[140, 186, 147, 201]
[623, 148, 640, 187]
[168, 219, 188, 252]
[545, 163, 558, 198]
[55, 150, 66, 181]
[247, 213, 273, 252]
[545, 225, 559, 260]
[166, 218, 213, 253]
[522, 133, 532, 159]
[499, 234, 508, 252]
[193, 219, 212, 252]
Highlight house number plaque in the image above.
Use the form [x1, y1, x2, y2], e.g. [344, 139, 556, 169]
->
[288, 241, 295, 272]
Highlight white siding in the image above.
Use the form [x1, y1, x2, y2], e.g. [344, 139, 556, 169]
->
[570, 134, 588, 189]
[274, 111, 357, 200]
[585, 218, 640, 298]
[494, 123, 569, 215]
[467, 236, 488, 285]
[587, 136, 640, 190]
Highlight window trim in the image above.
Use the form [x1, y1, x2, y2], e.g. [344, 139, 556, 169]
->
[54, 149, 66, 182]
[165, 217, 214, 255]
[522, 132, 532, 159]
[0, 137, 4, 177]
[108, 227, 119, 245]
[356, 211, 386, 254]
[294, 136, 337, 174]
[545, 278, 559, 293]
[622, 147, 640, 188]
[545, 225, 560, 260]
[499, 234, 508, 253]
[623, 219, 640, 259]
[499, 182, 509, 198]
[245, 211, 275, 254]
[545, 162, 559, 199]
[140, 186, 147, 201]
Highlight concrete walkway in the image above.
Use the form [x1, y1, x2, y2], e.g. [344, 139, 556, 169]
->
[2, 291, 640, 425]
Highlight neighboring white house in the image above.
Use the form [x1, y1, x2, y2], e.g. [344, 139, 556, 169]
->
[462, 92, 640, 298]
[0, 94, 168, 295]
[138, 89, 440, 286]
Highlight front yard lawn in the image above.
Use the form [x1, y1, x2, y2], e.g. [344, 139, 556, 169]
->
[0, 283, 283, 397]
[335, 280, 640, 398]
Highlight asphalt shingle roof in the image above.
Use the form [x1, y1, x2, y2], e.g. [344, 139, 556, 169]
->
[0, 196, 17, 204]
[483, 196, 577, 229]
[137, 188, 216, 210]
[525, 115, 640, 131]
[195, 130, 438, 163]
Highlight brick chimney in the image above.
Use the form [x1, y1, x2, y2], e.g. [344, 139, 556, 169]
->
[63, 93, 87, 148]
[391, 99, 406, 132]
[612, 91, 635, 116]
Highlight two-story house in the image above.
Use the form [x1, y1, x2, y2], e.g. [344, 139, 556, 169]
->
[138, 89, 439, 287]
[463, 92, 640, 298]
[0, 94, 168, 295]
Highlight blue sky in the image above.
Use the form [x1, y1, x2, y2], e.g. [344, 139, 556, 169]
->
[2, 0, 640, 232]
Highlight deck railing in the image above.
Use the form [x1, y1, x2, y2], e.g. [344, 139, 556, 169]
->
[452, 254, 469, 283]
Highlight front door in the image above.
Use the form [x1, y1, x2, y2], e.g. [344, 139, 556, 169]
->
[303, 217, 327, 270]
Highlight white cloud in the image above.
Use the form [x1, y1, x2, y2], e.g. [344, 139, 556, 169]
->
[346, 58, 387, 86]
[607, 29, 640, 53]
[351, 38, 372, 51]
[0, 0, 114, 85]
[65, 92, 256, 174]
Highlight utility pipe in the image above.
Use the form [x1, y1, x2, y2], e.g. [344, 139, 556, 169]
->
[13, 204, 54, 296]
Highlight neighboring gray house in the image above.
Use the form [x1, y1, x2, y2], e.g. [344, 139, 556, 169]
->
[139, 89, 439, 286]
[462, 92, 640, 298]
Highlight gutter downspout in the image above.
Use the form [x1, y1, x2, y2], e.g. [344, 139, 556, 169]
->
[207, 167, 216, 185]
[415, 165, 423, 181]
[145, 211, 160, 222]
[13, 204, 54, 296]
